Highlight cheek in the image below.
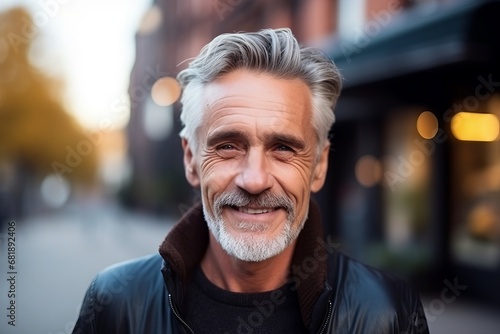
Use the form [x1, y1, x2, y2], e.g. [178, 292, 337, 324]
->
[274, 161, 315, 194]
[200, 160, 238, 198]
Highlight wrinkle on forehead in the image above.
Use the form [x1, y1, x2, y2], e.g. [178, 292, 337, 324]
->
[203, 69, 311, 109]
[207, 95, 288, 112]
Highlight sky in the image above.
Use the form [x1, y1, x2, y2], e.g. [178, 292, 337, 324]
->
[1, 0, 152, 130]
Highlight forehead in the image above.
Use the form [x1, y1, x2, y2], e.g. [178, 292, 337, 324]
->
[202, 69, 313, 131]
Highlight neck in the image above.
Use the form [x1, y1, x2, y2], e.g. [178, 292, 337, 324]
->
[200, 233, 297, 293]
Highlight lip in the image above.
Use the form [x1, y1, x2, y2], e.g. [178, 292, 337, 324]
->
[237, 206, 277, 214]
[224, 205, 286, 224]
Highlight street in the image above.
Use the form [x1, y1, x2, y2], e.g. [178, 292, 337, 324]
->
[0, 200, 174, 334]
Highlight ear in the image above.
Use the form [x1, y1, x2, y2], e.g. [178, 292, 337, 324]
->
[182, 138, 200, 187]
[310, 143, 330, 193]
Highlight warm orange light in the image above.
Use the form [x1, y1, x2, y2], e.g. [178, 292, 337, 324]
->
[355, 155, 382, 187]
[416, 111, 438, 139]
[138, 5, 163, 35]
[451, 112, 499, 142]
[151, 77, 181, 106]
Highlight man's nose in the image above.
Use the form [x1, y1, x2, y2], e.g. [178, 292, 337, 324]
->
[234, 148, 274, 195]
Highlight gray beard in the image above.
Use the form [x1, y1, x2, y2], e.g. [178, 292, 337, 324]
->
[202, 190, 307, 262]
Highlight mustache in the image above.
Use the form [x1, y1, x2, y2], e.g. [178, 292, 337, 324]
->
[213, 189, 294, 216]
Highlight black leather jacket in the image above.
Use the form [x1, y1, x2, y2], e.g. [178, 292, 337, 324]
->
[73, 202, 429, 334]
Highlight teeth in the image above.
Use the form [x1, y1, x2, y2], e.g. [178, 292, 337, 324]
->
[238, 207, 274, 214]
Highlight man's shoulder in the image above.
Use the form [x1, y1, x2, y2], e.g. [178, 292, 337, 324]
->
[327, 251, 427, 333]
[98, 253, 164, 276]
[73, 254, 170, 333]
[91, 253, 165, 294]
[330, 251, 415, 294]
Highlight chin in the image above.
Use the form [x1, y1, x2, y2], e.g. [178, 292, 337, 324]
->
[219, 224, 298, 262]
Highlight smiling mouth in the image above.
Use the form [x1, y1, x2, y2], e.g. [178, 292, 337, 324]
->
[231, 206, 278, 214]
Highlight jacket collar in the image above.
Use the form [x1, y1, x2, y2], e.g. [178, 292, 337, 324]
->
[158, 199, 327, 326]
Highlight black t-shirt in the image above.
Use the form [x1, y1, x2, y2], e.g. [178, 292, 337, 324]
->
[183, 266, 308, 334]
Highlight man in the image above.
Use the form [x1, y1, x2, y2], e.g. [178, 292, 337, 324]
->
[73, 28, 429, 334]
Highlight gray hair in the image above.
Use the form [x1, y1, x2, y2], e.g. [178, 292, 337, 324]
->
[177, 28, 342, 155]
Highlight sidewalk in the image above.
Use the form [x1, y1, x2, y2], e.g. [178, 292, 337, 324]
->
[422, 296, 500, 334]
[0, 201, 175, 334]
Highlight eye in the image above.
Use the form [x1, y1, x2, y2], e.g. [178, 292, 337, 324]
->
[215, 143, 242, 159]
[275, 144, 293, 152]
[218, 144, 236, 150]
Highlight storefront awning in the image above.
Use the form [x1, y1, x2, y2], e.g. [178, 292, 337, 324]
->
[328, 0, 500, 90]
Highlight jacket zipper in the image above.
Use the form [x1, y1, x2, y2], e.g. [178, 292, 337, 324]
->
[317, 300, 333, 334]
[168, 293, 195, 334]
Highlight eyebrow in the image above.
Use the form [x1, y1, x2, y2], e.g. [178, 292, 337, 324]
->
[206, 130, 306, 151]
[206, 131, 247, 147]
[265, 133, 306, 150]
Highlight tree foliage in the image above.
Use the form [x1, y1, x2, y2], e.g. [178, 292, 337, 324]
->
[0, 7, 96, 182]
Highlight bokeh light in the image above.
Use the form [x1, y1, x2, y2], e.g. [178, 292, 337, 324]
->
[40, 174, 71, 208]
[451, 112, 499, 142]
[138, 4, 163, 35]
[143, 97, 174, 141]
[151, 76, 181, 106]
[416, 111, 439, 139]
[355, 155, 382, 187]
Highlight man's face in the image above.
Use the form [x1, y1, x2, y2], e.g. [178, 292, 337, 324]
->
[183, 69, 329, 262]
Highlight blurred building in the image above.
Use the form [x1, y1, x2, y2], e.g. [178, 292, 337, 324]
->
[127, 0, 500, 306]
[0, 7, 99, 222]
[325, 0, 500, 307]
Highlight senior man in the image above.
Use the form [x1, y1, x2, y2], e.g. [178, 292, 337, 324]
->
[73, 28, 429, 334]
